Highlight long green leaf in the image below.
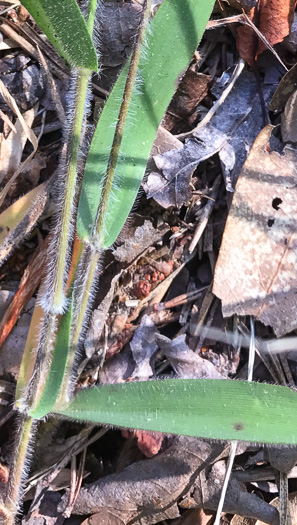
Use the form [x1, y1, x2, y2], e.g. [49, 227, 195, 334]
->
[20, 0, 97, 70]
[77, 0, 215, 247]
[28, 294, 74, 419]
[54, 379, 297, 445]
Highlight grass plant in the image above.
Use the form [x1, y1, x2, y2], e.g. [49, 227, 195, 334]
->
[2, 0, 296, 523]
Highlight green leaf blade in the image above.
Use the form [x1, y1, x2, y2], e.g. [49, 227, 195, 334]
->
[28, 297, 74, 419]
[20, 0, 97, 70]
[77, 0, 215, 246]
[54, 379, 297, 445]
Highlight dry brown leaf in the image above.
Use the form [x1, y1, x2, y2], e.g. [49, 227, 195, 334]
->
[0, 181, 50, 265]
[0, 105, 37, 183]
[0, 297, 35, 378]
[237, 0, 296, 66]
[213, 125, 297, 336]
[0, 237, 48, 349]
[163, 70, 211, 134]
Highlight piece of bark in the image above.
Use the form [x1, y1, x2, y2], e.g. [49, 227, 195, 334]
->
[192, 461, 279, 525]
[213, 125, 297, 336]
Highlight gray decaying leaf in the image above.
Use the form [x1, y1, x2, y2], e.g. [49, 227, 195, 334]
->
[267, 446, 297, 473]
[210, 68, 278, 188]
[213, 125, 297, 336]
[60, 437, 228, 524]
[144, 124, 229, 209]
[23, 480, 64, 525]
[99, 346, 135, 385]
[269, 61, 297, 113]
[130, 315, 159, 379]
[97, 1, 142, 67]
[61, 438, 279, 525]
[156, 333, 223, 379]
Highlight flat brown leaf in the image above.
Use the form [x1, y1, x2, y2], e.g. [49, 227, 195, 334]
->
[213, 125, 297, 336]
[237, 0, 296, 66]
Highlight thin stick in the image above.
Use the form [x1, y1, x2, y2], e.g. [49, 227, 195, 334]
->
[247, 317, 255, 382]
[189, 175, 221, 253]
[214, 441, 237, 525]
